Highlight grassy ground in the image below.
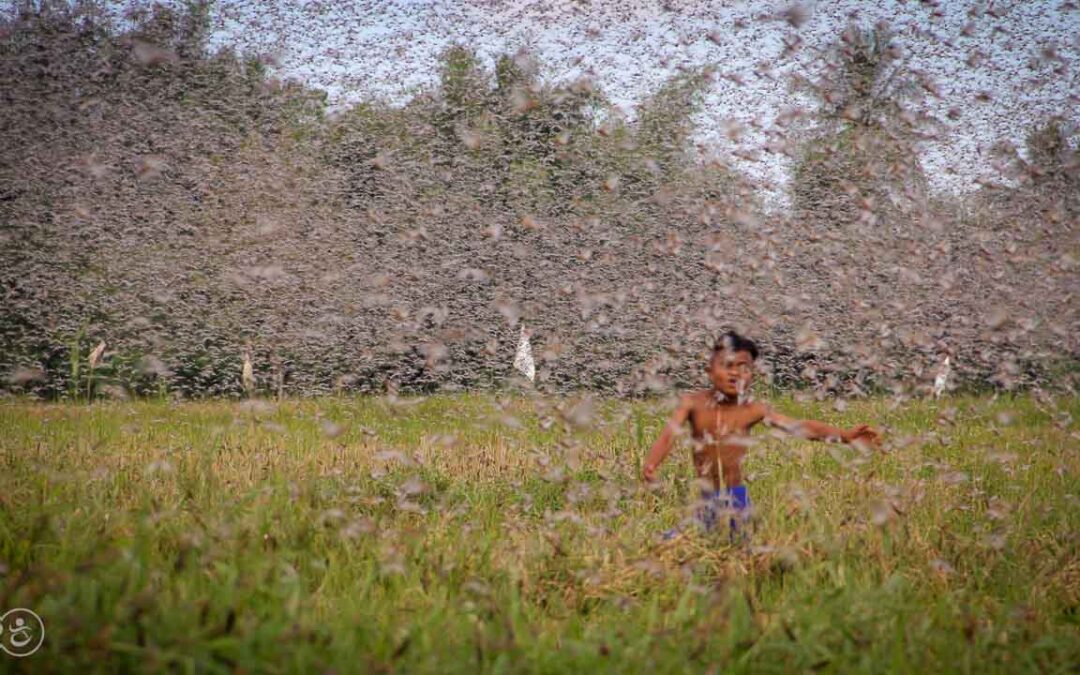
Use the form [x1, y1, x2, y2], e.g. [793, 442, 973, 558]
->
[0, 391, 1077, 673]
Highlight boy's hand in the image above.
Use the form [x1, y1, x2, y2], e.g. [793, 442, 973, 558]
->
[842, 424, 881, 448]
[642, 463, 658, 482]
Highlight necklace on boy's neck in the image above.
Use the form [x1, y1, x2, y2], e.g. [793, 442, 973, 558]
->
[712, 389, 730, 439]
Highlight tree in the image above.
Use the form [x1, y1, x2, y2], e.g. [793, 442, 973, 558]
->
[791, 23, 929, 230]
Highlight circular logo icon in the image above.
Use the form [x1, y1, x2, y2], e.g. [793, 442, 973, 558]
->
[0, 609, 44, 657]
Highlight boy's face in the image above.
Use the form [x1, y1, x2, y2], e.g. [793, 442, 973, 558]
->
[709, 349, 754, 398]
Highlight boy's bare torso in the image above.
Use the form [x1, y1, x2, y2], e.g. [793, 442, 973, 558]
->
[682, 390, 765, 489]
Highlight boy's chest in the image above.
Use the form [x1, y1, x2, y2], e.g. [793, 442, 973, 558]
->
[687, 403, 758, 437]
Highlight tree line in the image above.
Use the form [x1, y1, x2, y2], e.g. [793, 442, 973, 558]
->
[1, 2, 1075, 399]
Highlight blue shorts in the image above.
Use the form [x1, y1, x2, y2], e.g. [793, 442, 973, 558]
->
[697, 485, 750, 531]
[664, 485, 751, 541]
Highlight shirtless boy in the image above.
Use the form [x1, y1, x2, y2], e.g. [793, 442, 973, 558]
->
[642, 331, 881, 538]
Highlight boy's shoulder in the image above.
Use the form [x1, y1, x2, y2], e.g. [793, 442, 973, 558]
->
[678, 389, 713, 406]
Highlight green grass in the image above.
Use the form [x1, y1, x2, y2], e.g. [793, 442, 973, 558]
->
[0, 392, 1077, 673]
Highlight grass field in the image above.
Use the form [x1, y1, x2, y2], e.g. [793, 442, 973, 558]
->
[0, 392, 1077, 673]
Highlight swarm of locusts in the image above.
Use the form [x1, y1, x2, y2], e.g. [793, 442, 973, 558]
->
[0, 1, 1077, 672]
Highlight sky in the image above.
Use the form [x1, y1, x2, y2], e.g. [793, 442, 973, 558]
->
[207, 0, 1080, 207]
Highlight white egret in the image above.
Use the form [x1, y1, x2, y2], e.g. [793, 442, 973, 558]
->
[513, 324, 535, 382]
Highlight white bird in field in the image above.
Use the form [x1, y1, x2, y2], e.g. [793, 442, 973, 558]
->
[242, 344, 255, 397]
[88, 340, 106, 370]
[933, 355, 951, 399]
[513, 324, 535, 382]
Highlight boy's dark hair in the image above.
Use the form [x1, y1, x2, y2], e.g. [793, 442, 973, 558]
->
[712, 331, 759, 361]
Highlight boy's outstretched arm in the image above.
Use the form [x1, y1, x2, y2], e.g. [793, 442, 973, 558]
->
[760, 406, 881, 447]
[642, 395, 693, 482]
